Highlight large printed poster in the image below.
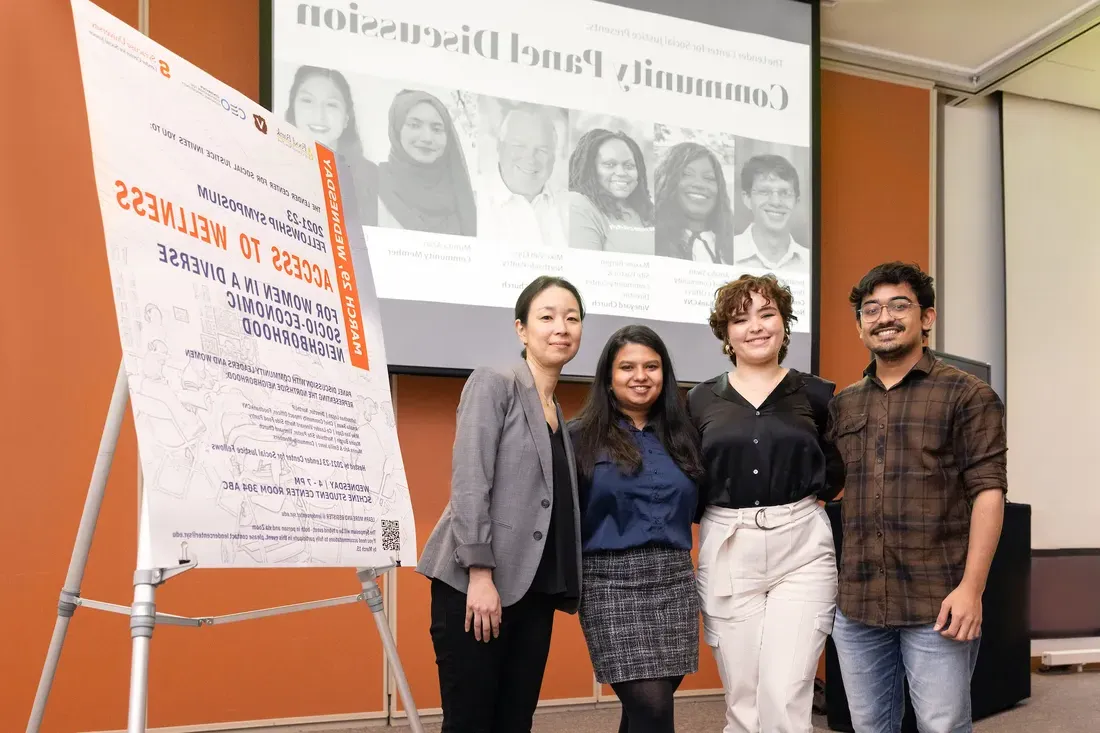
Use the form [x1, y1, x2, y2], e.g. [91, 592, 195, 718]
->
[70, 0, 417, 570]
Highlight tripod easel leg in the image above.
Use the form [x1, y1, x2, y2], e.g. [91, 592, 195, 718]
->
[126, 576, 156, 733]
[26, 362, 130, 733]
[358, 569, 424, 733]
[27, 360, 424, 733]
[126, 489, 161, 733]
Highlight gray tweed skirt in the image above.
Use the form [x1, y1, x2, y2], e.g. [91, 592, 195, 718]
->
[579, 545, 700, 684]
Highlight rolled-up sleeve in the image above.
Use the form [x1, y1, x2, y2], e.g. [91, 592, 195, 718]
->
[449, 368, 510, 569]
[953, 382, 1008, 499]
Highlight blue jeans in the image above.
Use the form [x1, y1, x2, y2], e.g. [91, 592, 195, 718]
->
[832, 609, 980, 733]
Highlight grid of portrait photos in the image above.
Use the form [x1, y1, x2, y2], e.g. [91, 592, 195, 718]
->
[277, 63, 812, 278]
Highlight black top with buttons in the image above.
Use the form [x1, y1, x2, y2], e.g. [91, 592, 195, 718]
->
[529, 422, 580, 603]
[686, 369, 844, 520]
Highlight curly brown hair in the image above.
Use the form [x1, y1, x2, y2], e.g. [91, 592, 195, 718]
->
[708, 274, 797, 365]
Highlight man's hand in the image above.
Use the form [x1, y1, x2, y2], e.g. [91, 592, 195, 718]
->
[934, 582, 983, 641]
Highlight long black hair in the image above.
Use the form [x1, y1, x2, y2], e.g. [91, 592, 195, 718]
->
[568, 128, 654, 225]
[654, 142, 733, 263]
[571, 325, 703, 482]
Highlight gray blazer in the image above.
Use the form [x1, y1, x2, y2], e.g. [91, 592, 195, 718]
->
[416, 362, 582, 611]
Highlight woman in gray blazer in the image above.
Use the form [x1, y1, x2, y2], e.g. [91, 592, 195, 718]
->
[416, 275, 585, 733]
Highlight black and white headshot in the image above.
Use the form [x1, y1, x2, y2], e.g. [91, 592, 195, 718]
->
[652, 125, 736, 264]
[274, 65, 812, 269]
[280, 64, 380, 227]
[476, 99, 569, 248]
[564, 113, 655, 256]
[277, 68, 480, 238]
[732, 138, 811, 274]
[375, 87, 478, 237]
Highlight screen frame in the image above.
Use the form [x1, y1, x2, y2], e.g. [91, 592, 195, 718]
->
[257, 0, 822, 384]
[930, 349, 993, 384]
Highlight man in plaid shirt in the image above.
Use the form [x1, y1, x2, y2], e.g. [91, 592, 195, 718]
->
[828, 262, 1007, 733]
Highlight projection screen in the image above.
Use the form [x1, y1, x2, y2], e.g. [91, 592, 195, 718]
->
[266, 0, 819, 381]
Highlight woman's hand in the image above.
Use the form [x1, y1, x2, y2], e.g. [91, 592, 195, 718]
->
[465, 567, 502, 642]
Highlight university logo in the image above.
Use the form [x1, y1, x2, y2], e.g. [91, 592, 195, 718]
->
[253, 114, 268, 134]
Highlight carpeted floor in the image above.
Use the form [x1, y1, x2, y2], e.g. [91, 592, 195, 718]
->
[368, 670, 1099, 732]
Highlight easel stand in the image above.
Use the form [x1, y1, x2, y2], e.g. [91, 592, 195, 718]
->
[26, 361, 424, 733]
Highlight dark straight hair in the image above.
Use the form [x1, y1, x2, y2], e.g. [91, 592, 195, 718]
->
[514, 275, 584, 359]
[570, 325, 703, 482]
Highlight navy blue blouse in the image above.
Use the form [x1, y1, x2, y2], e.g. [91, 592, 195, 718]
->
[571, 422, 698, 553]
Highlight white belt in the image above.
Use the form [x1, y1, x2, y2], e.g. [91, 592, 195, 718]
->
[701, 495, 820, 600]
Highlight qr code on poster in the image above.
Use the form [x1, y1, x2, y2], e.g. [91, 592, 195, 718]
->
[381, 520, 401, 552]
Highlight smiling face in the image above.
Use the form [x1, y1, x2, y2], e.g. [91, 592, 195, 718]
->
[515, 286, 583, 369]
[744, 171, 797, 235]
[400, 101, 448, 164]
[610, 342, 663, 416]
[595, 138, 639, 200]
[498, 110, 555, 199]
[727, 290, 785, 366]
[678, 154, 718, 221]
[856, 282, 935, 359]
[292, 74, 348, 148]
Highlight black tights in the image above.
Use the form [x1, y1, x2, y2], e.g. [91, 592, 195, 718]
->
[610, 676, 684, 733]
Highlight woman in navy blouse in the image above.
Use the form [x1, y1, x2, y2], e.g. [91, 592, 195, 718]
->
[688, 274, 844, 733]
[569, 324, 703, 733]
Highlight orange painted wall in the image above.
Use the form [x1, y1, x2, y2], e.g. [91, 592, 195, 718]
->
[818, 72, 932, 384]
[0, 1, 929, 730]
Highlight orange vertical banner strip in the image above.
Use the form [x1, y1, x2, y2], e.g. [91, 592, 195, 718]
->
[316, 143, 370, 370]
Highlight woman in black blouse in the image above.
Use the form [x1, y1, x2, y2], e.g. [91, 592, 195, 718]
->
[687, 274, 843, 733]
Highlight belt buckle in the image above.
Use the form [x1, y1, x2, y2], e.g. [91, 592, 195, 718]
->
[754, 507, 771, 530]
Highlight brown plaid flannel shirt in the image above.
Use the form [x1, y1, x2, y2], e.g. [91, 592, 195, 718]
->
[827, 349, 1007, 627]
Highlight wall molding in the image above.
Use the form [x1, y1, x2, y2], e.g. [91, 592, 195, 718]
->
[821, 1, 1100, 98]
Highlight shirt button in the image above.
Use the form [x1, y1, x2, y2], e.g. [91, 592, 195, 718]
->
[753, 438, 759, 444]
[533, 531, 543, 540]
[753, 469, 759, 475]
[754, 501, 760, 506]
[755, 411, 761, 416]
[541, 499, 550, 508]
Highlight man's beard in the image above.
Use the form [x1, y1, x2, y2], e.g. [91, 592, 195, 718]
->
[869, 326, 917, 361]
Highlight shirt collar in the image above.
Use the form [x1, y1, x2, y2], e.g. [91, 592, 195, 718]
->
[710, 368, 804, 406]
[862, 347, 936, 383]
[484, 163, 557, 206]
[733, 224, 808, 269]
[616, 414, 655, 433]
[686, 230, 722, 263]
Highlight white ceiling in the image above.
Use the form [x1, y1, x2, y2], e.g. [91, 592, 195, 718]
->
[820, 0, 1100, 108]
[1000, 25, 1100, 109]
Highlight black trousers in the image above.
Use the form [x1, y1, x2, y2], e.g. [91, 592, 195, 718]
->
[429, 579, 556, 733]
